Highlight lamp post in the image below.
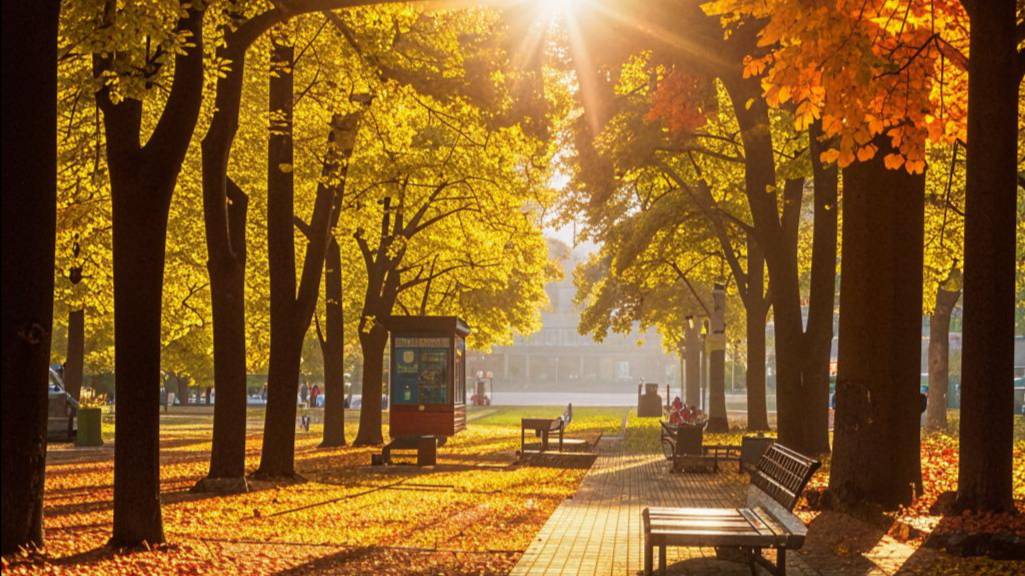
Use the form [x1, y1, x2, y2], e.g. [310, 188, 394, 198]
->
[707, 283, 729, 432]
[684, 315, 701, 406]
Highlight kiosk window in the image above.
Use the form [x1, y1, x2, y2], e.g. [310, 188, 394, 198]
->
[392, 337, 450, 405]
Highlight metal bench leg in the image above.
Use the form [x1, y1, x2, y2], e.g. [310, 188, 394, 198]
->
[776, 547, 785, 575]
[658, 543, 666, 576]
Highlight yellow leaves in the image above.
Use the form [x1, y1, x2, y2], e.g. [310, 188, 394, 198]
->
[277, 163, 293, 174]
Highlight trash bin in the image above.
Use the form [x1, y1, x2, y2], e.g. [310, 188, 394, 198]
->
[76, 407, 104, 447]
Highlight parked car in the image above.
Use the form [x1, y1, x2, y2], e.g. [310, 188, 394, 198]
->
[48, 368, 78, 441]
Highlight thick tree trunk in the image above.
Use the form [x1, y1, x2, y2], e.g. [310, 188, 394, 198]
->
[257, 40, 301, 479]
[683, 321, 701, 407]
[97, 3, 204, 546]
[320, 238, 347, 447]
[745, 238, 769, 431]
[926, 272, 961, 432]
[1, 0, 59, 554]
[829, 139, 925, 509]
[110, 169, 173, 544]
[956, 0, 1017, 514]
[257, 324, 305, 478]
[65, 309, 86, 401]
[204, 249, 248, 484]
[354, 325, 388, 445]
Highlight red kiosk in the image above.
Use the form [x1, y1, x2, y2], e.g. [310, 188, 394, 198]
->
[380, 316, 469, 465]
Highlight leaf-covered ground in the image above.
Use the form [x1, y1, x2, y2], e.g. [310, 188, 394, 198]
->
[2, 406, 626, 575]
[5, 407, 1024, 575]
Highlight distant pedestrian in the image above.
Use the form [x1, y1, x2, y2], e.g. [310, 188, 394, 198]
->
[310, 384, 321, 408]
[299, 382, 309, 406]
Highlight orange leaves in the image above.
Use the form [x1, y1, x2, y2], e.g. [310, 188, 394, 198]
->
[646, 67, 716, 137]
[718, 0, 969, 175]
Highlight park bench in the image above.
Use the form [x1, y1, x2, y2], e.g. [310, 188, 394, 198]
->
[661, 422, 775, 474]
[643, 443, 820, 576]
[520, 403, 572, 455]
[660, 420, 734, 472]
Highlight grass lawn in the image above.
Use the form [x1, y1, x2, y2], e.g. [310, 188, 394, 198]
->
[3, 406, 627, 575]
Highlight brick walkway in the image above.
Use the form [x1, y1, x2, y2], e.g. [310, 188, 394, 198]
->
[510, 436, 819, 576]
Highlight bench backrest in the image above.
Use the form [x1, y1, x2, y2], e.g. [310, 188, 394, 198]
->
[740, 436, 775, 471]
[561, 403, 573, 427]
[749, 443, 820, 511]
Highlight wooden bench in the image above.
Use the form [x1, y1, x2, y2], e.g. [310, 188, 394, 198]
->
[520, 403, 572, 455]
[643, 443, 820, 575]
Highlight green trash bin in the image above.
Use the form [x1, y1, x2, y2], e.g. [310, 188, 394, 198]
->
[76, 407, 104, 447]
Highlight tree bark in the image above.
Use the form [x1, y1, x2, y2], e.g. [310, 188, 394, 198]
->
[95, 2, 205, 546]
[956, 0, 1018, 513]
[65, 309, 86, 401]
[1, 0, 59, 554]
[199, 18, 257, 487]
[257, 40, 363, 476]
[745, 238, 769, 430]
[257, 40, 303, 478]
[722, 75, 832, 456]
[320, 237, 347, 447]
[829, 138, 925, 509]
[926, 270, 961, 431]
[354, 324, 388, 445]
[803, 120, 839, 453]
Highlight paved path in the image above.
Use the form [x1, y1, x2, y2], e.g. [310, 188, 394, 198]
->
[510, 437, 818, 576]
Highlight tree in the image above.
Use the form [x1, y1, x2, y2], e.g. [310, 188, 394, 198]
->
[956, 0, 1022, 513]
[86, 0, 206, 545]
[256, 32, 365, 477]
[926, 265, 962, 431]
[829, 138, 926, 508]
[2, 0, 60, 554]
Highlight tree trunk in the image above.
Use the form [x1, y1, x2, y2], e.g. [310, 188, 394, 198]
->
[745, 238, 769, 431]
[204, 244, 248, 483]
[256, 39, 301, 479]
[829, 139, 925, 509]
[926, 271, 961, 431]
[97, 3, 205, 546]
[1, 0, 59, 554]
[723, 74, 830, 455]
[802, 119, 840, 454]
[956, 0, 1017, 514]
[683, 321, 701, 407]
[177, 374, 191, 405]
[354, 324, 388, 446]
[320, 237, 347, 447]
[199, 21, 253, 487]
[65, 309, 86, 401]
[198, 11, 288, 490]
[109, 165, 172, 545]
[256, 41, 361, 476]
